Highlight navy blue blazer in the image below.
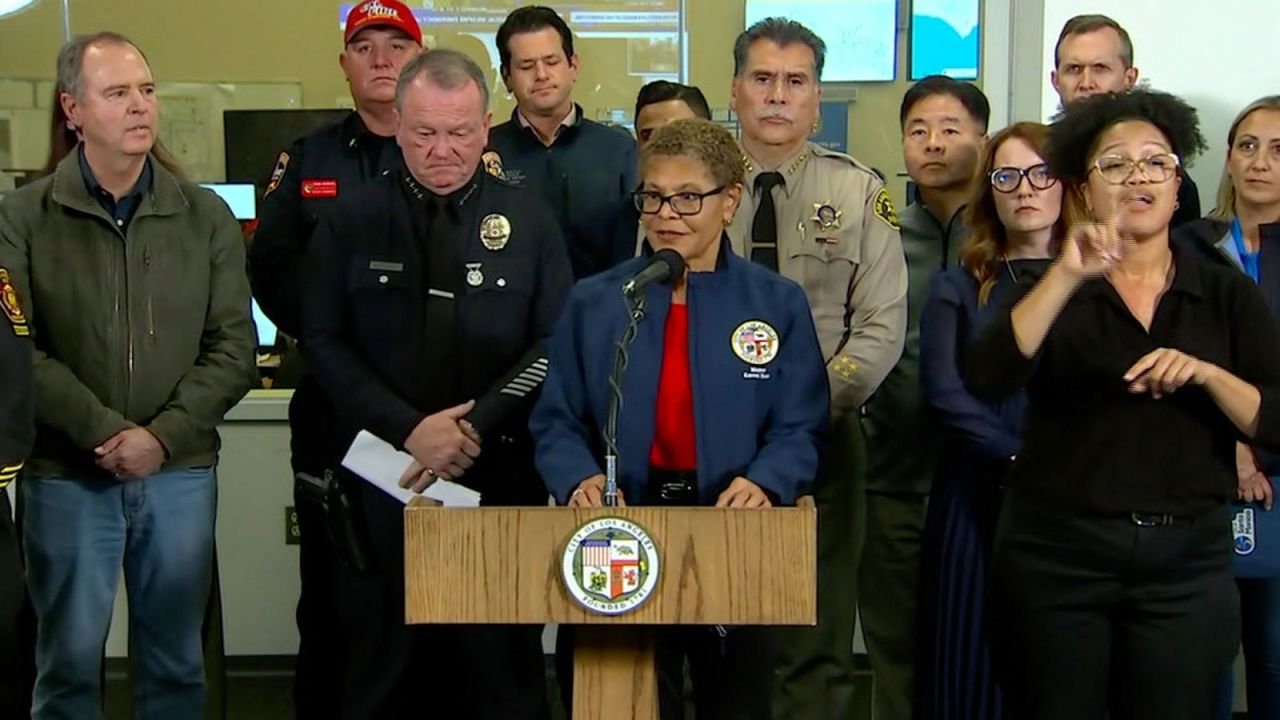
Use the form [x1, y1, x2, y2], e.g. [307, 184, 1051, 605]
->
[531, 238, 830, 505]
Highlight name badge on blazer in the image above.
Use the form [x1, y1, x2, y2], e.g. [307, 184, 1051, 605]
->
[301, 179, 339, 198]
[732, 320, 779, 380]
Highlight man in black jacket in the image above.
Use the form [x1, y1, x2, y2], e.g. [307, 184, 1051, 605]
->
[246, 2, 422, 713]
[0, 263, 33, 718]
[303, 49, 571, 719]
[488, 6, 638, 279]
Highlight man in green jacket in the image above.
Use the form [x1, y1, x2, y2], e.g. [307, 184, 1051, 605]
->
[0, 32, 256, 719]
[859, 76, 988, 720]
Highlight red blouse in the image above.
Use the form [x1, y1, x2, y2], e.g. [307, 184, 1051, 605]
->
[648, 303, 697, 470]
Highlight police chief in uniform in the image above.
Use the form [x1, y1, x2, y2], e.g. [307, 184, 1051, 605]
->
[246, 1, 422, 713]
[725, 18, 908, 719]
[0, 266, 33, 718]
[302, 50, 572, 719]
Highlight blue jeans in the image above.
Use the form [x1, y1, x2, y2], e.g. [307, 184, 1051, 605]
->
[1219, 577, 1280, 718]
[21, 467, 217, 720]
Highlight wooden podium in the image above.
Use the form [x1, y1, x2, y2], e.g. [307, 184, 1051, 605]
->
[404, 503, 816, 719]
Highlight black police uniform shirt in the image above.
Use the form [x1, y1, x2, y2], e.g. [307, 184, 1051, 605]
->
[0, 265, 33, 485]
[248, 111, 399, 474]
[302, 161, 573, 502]
[251, 111, 401, 338]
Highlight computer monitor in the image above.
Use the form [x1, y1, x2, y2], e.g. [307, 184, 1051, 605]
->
[198, 182, 279, 350]
[223, 109, 351, 196]
[250, 299, 279, 349]
[910, 0, 980, 80]
[744, 0, 897, 82]
[199, 183, 256, 221]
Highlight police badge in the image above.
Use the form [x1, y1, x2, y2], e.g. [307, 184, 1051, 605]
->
[480, 214, 512, 251]
[810, 202, 842, 232]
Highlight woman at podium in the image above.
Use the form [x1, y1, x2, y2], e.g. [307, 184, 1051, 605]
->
[531, 117, 829, 719]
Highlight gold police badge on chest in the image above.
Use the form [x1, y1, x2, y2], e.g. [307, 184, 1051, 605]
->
[480, 213, 511, 251]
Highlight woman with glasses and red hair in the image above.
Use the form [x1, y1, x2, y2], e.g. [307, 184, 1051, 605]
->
[915, 121, 1063, 719]
[966, 90, 1280, 718]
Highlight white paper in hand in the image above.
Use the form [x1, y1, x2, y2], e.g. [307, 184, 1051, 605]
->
[341, 430, 481, 508]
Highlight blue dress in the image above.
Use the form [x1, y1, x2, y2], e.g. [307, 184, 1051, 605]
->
[914, 259, 1049, 719]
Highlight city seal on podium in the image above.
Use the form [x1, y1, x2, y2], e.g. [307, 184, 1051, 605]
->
[562, 517, 660, 616]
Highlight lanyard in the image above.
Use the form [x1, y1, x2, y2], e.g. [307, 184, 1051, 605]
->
[1232, 218, 1261, 284]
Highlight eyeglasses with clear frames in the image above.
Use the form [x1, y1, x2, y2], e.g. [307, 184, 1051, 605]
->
[990, 164, 1057, 193]
[632, 186, 727, 216]
[1089, 153, 1181, 185]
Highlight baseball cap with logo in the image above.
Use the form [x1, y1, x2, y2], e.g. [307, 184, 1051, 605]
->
[344, 0, 423, 46]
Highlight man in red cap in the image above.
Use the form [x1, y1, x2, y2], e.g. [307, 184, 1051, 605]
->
[247, 2, 422, 717]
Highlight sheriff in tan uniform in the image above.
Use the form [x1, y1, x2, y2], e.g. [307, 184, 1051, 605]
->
[728, 142, 908, 418]
[728, 18, 908, 719]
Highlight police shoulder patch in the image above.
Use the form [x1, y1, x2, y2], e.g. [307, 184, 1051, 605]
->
[0, 268, 29, 337]
[481, 150, 507, 181]
[264, 152, 289, 198]
[872, 187, 900, 231]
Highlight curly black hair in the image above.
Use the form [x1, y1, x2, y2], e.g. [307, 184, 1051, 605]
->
[1046, 89, 1207, 185]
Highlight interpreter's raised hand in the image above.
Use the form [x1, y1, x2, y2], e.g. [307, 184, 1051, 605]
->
[714, 476, 773, 509]
[403, 400, 481, 481]
[1058, 220, 1125, 279]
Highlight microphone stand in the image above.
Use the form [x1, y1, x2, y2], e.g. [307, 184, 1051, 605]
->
[602, 288, 646, 507]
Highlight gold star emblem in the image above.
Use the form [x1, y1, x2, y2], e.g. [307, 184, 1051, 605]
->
[831, 356, 858, 382]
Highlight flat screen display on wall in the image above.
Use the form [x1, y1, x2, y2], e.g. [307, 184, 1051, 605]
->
[744, 0, 898, 83]
[910, 0, 980, 80]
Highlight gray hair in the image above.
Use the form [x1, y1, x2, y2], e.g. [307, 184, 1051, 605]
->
[56, 31, 148, 100]
[733, 17, 826, 81]
[395, 49, 489, 112]
[1054, 14, 1134, 68]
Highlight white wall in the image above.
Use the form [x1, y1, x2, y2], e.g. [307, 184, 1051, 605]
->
[1035, 0, 1280, 213]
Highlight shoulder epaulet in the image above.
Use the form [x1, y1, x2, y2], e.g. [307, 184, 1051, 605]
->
[809, 144, 884, 181]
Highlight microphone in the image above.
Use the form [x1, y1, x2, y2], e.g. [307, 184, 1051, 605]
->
[621, 249, 686, 296]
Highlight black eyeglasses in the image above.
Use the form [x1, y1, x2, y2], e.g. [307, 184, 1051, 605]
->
[990, 164, 1057, 193]
[632, 187, 727, 216]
